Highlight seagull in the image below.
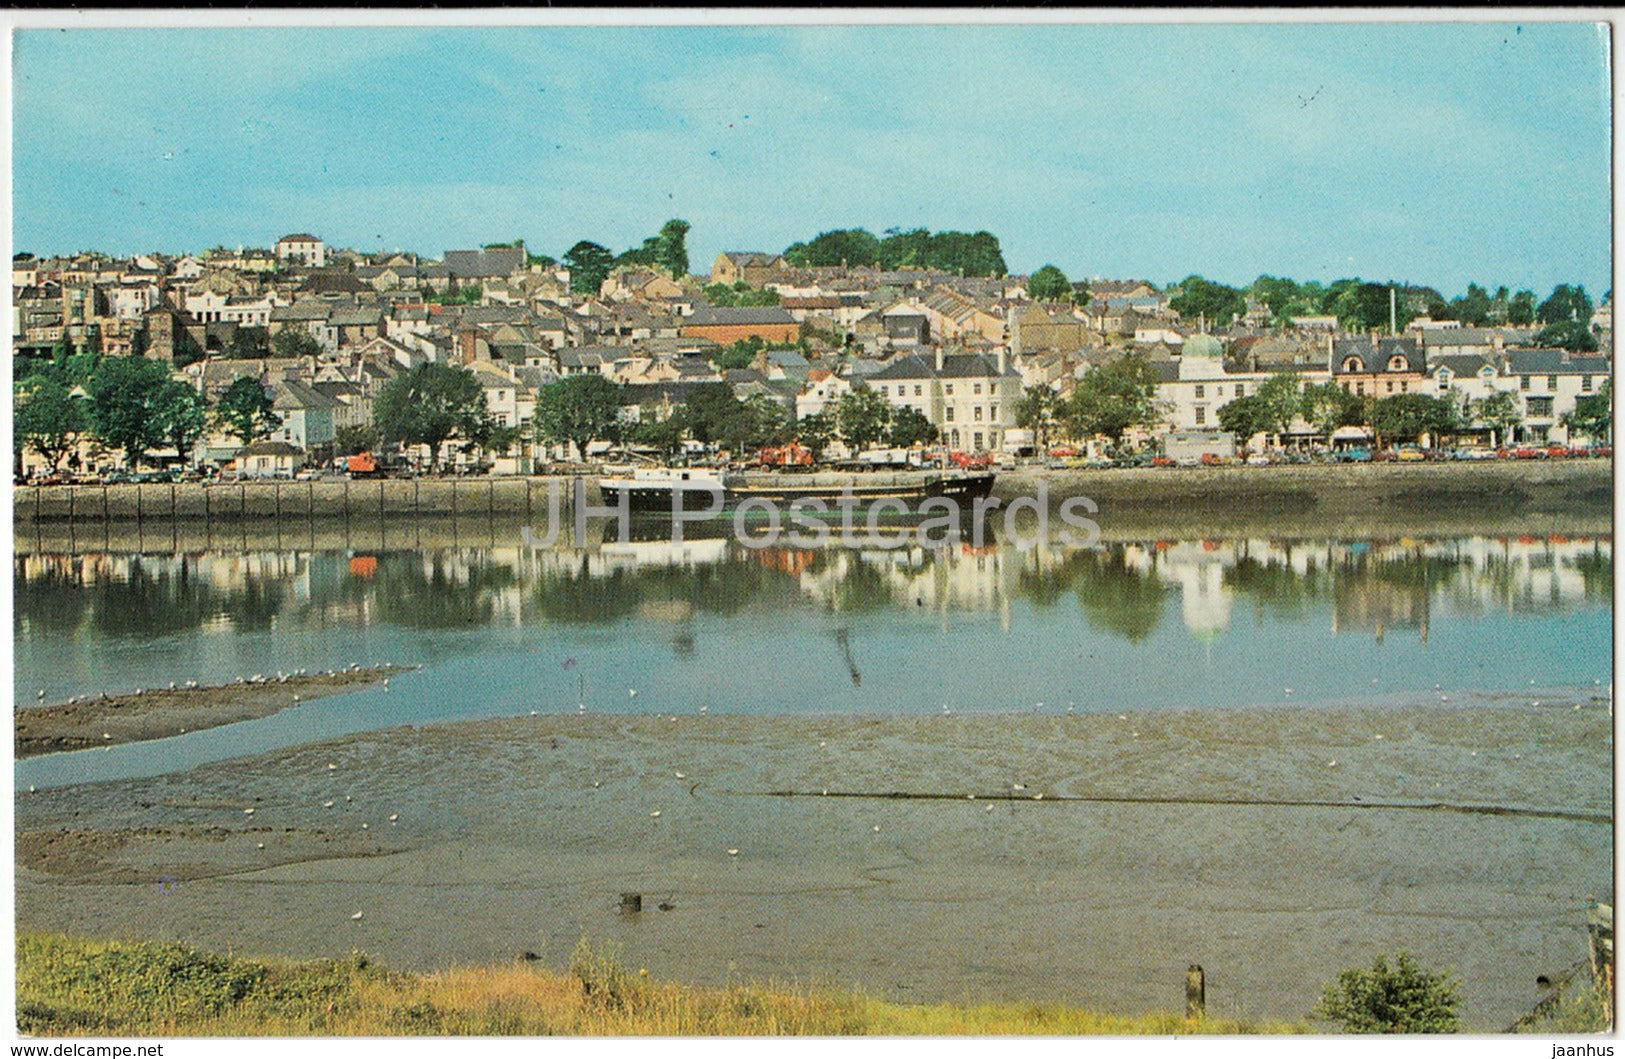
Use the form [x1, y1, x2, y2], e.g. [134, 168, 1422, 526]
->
[674, 771, 686, 779]
[243, 807, 255, 815]
[629, 688, 638, 698]
[650, 810, 662, 818]
[591, 780, 601, 789]
[1374, 734, 1384, 740]
[351, 911, 364, 921]
[256, 843, 265, 850]
[727, 848, 739, 857]
[1284, 687, 1293, 695]
[1117, 714, 1127, 721]
[103, 732, 112, 740]
[871, 825, 881, 832]
[1327, 760, 1338, 768]
[529, 710, 538, 717]
[1012, 783, 1027, 792]
[328, 763, 338, 771]
[293, 695, 301, 703]
[361, 823, 369, 830]
[388, 813, 398, 823]
[35, 689, 44, 700]
[699, 705, 709, 714]
[135, 688, 144, 696]
[323, 801, 335, 809]
[985, 803, 994, 813]
[168, 681, 176, 690]
[27, 785, 35, 793]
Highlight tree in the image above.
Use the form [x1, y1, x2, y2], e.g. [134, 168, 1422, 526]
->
[214, 376, 282, 446]
[834, 383, 892, 451]
[157, 379, 207, 465]
[794, 412, 835, 461]
[703, 282, 781, 308]
[1471, 390, 1522, 447]
[720, 394, 790, 453]
[271, 329, 321, 358]
[1169, 275, 1246, 326]
[1300, 382, 1364, 444]
[334, 423, 381, 457]
[1563, 379, 1611, 444]
[1254, 371, 1304, 439]
[1450, 283, 1492, 327]
[564, 241, 615, 296]
[682, 383, 748, 446]
[1368, 393, 1458, 446]
[1314, 952, 1461, 1033]
[88, 355, 176, 467]
[1250, 274, 1309, 324]
[375, 362, 488, 471]
[631, 412, 687, 461]
[1534, 320, 1599, 353]
[229, 326, 271, 359]
[783, 228, 882, 268]
[887, 406, 939, 447]
[1537, 283, 1593, 325]
[1329, 281, 1411, 333]
[1216, 393, 1272, 441]
[532, 374, 623, 461]
[14, 374, 88, 473]
[654, 218, 690, 278]
[1027, 264, 1073, 303]
[1061, 354, 1163, 443]
[1507, 289, 1538, 326]
[1014, 386, 1059, 450]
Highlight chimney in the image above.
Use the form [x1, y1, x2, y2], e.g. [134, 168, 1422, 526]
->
[935, 345, 945, 372]
[997, 346, 1007, 375]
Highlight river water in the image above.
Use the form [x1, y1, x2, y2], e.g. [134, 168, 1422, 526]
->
[14, 531, 1612, 790]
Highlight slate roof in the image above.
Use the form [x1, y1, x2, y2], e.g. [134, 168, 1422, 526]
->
[1505, 349, 1610, 375]
[867, 352, 1019, 381]
[1331, 337, 1424, 374]
[443, 247, 525, 279]
[684, 305, 796, 327]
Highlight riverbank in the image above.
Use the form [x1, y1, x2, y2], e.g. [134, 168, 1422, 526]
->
[15, 667, 406, 759]
[15, 698, 1611, 1029]
[12, 459, 1613, 529]
[11, 459, 1613, 553]
[15, 931, 1305, 1036]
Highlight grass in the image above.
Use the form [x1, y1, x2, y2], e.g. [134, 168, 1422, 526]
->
[16, 933, 1309, 1037]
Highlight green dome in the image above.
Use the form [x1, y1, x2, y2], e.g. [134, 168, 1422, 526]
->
[1182, 333, 1223, 360]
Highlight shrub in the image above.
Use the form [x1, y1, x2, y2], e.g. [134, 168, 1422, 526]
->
[1315, 952, 1461, 1033]
[569, 938, 642, 1012]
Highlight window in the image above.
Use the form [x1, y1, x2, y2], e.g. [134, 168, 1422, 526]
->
[1194, 384, 1205, 398]
[1526, 396, 1555, 417]
[1343, 356, 1364, 373]
[945, 384, 954, 396]
[879, 386, 887, 397]
[1388, 355, 1408, 372]
[1399, 381, 1407, 393]
[1520, 375, 1530, 391]
[946, 407, 955, 422]
[974, 383, 983, 395]
[1583, 375, 1594, 392]
[1548, 375, 1558, 390]
[973, 432, 983, 450]
[974, 406, 983, 422]
[990, 404, 999, 421]
[914, 384, 922, 396]
[1356, 382, 1366, 396]
[1386, 381, 1394, 393]
[1194, 406, 1207, 426]
[1215, 386, 1224, 398]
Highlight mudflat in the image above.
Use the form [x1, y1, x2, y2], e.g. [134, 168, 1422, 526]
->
[14, 668, 405, 758]
[15, 697, 1612, 1030]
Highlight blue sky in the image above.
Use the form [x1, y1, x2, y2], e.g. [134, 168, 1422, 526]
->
[10, 21, 1613, 297]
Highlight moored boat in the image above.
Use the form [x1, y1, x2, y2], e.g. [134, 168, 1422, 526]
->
[596, 466, 996, 513]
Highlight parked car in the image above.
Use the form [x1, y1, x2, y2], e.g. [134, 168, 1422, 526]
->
[1337, 448, 1372, 463]
[1395, 446, 1427, 462]
[1150, 456, 1176, 468]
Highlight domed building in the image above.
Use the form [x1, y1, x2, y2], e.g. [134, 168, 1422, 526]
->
[1178, 332, 1226, 381]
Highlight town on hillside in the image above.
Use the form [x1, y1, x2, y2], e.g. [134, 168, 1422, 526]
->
[11, 226, 1614, 483]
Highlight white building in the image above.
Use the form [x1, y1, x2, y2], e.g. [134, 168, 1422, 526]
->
[867, 347, 1022, 452]
[274, 233, 327, 269]
[1154, 333, 1328, 435]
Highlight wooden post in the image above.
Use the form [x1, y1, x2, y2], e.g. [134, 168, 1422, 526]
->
[619, 893, 642, 914]
[135, 483, 143, 534]
[1186, 965, 1205, 1020]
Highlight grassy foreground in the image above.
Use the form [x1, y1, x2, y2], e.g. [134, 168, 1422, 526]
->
[16, 933, 1308, 1036]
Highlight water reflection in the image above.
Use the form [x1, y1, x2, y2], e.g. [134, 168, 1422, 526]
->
[16, 534, 1610, 651]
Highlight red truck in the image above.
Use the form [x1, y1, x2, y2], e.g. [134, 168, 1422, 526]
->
[346, 452, 384, 478]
